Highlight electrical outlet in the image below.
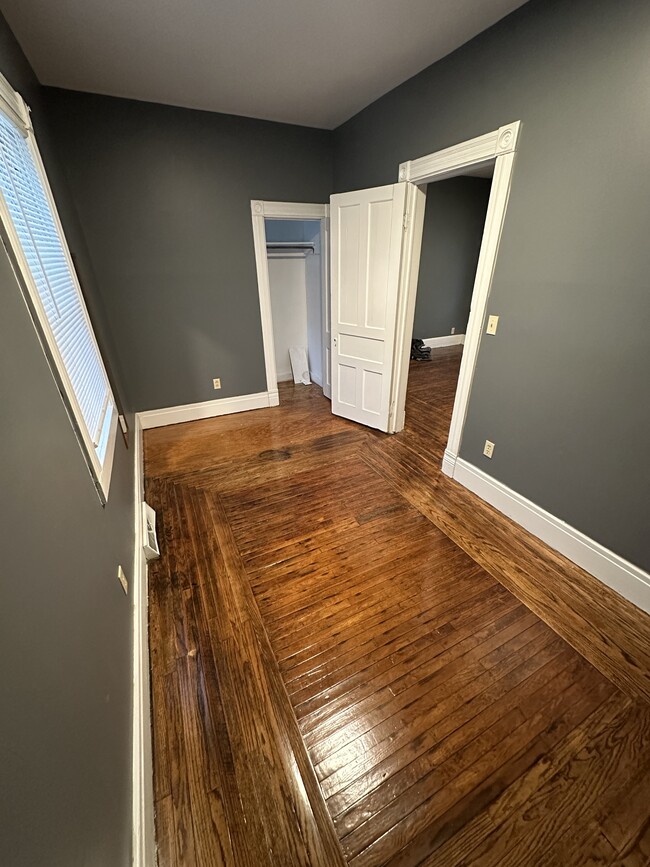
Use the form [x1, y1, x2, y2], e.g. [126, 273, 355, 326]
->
[483, 440, 495, 459]
[486, 315, 499, 335]
[117, 565, 128, 595]
[451, 326, 456, 335]
[213, 378, 221, 390]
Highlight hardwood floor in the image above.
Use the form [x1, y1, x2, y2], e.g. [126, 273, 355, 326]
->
[145, 347, 650, 866]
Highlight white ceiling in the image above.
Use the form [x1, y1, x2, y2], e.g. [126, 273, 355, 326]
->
[0, 0, 528, 129]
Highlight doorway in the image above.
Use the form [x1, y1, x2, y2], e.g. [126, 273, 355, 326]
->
[327, 121, 520, 449]
[406, 169, 493, 451]
[251, 201, 330, 405]
[266, 218, 322, 387]
[387, 122, 521, 479]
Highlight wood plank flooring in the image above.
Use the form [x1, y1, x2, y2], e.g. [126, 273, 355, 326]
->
[145, 347, 650, 866]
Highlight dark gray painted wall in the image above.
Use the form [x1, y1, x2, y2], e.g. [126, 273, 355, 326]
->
[43, 89, 333, 411]
[334, 0, 650, 573]
[0, 15, 133, 866]
[413, 177, 491, 339]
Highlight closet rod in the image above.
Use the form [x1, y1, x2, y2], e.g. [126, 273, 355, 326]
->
[266, 242, 315, 252]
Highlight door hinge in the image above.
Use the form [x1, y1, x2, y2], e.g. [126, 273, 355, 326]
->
[403, 211, 409, 230]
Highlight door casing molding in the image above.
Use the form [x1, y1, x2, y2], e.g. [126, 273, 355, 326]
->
[390, 121, 522, 478]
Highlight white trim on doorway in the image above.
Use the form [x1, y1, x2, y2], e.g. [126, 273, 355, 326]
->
[389, 121, 521, 464]
[131, 414, 155, 867]
[250, 201, 329, 400]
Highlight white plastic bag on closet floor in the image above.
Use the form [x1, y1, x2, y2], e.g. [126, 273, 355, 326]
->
[289, 346, 311, 385]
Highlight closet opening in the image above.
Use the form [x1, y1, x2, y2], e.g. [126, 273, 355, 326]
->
[251, 201, 330, 406]
[265, 218, 323, 392]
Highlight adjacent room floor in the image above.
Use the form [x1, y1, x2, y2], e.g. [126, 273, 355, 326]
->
[144, 347, 650, 867]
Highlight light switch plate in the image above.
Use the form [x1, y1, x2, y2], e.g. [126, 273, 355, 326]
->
[486, 315, 499, 335]
[117, 565, 128, 595]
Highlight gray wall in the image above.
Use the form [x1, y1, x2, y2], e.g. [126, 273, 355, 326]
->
[413, 177, 491, 338]
[334, 0, 650, 573]
[0, 15, 134, 867]
[43, 89, 333, 411]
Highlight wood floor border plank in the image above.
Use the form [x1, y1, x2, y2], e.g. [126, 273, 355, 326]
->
[194, 485, 348, 867]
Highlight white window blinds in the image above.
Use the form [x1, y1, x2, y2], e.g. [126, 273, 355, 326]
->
[0, 89, 117, 497]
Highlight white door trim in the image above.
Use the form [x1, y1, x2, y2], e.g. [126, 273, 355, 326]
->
[251, 201, 329, 402]
[388, 181, 427, 432]
[131, 414, 155, 866]
[390, 122, 521, 469]
[320, 216, 331, 399]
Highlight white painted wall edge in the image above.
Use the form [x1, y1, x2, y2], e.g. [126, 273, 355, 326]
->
[139, 390, 278, 430]
[422, 334, 465, 349]
[450, 455, 650, 615]
[132, 414, 156, 867]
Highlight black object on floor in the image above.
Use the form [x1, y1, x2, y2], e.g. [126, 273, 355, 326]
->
[410, 339, 431, 361]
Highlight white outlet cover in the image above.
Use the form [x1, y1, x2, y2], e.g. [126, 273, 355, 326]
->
[213, 378, 221, 389]
[483, 440, 495, 458]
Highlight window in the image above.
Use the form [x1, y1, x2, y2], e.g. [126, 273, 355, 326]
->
[0, 74, 118, 501]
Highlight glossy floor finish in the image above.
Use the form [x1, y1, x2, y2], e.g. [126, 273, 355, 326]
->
[145, 348, 650, 866]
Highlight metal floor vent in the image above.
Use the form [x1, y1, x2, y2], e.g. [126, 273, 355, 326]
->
[142, 502, 160, 561]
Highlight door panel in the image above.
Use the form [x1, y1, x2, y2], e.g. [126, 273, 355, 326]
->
[330, 183, 407, 431]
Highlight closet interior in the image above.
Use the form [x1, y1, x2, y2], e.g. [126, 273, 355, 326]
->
[265, 218, 324, 390]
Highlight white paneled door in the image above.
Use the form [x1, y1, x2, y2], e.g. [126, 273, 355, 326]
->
[330, 183, 408, 431]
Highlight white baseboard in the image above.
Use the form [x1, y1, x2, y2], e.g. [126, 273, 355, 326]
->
[450, 456, 650, 614]
[442, 449, 457, 477]
[139, 390, 277, 429]
[422, 334, 465, 349]
[132, 415, 156, 866]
